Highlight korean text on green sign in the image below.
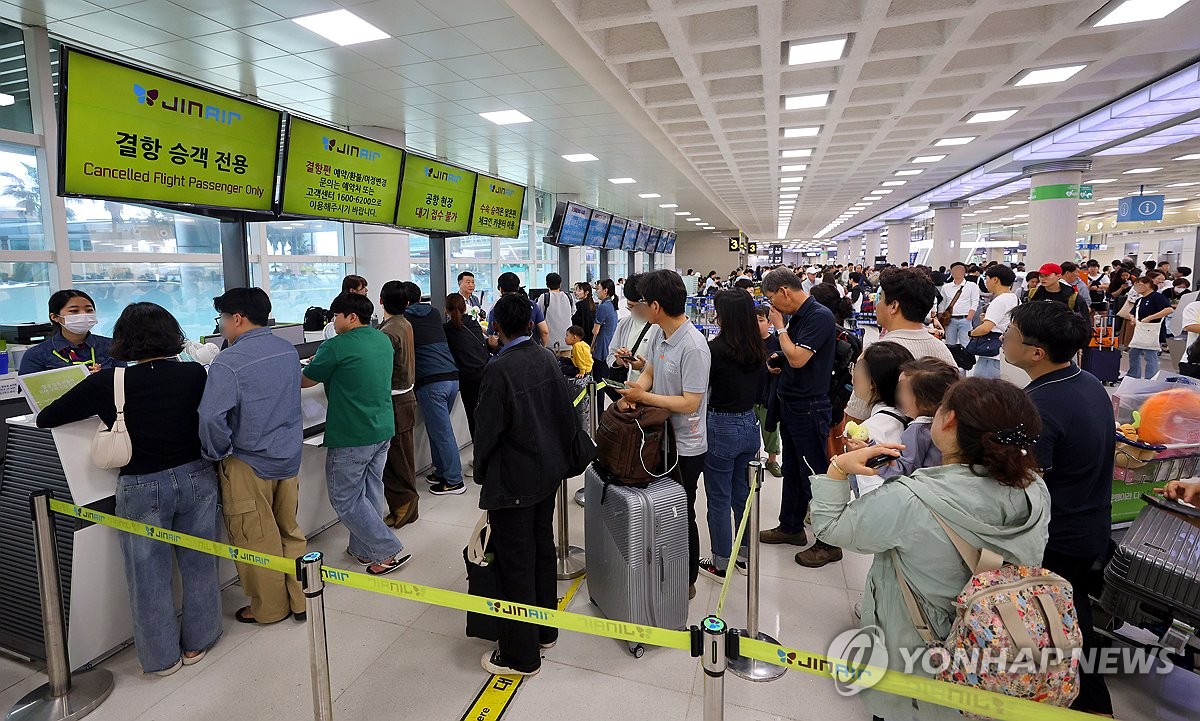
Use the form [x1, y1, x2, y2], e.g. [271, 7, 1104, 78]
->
[395, 155, 476, 234]
[60, 50, 281, 212]
[469, 175, 525, 238]
[1029, 184, 1081, 202]
[280, 118, 403, 224]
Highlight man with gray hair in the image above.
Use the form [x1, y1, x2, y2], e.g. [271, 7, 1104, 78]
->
[757, 268, 839, 567]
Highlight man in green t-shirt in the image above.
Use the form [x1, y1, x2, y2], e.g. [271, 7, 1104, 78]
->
[302, 291, 409, 576]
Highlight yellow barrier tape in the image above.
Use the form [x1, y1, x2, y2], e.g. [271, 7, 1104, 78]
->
[571, 380, 608, 408]
[715, 479, 758, 616]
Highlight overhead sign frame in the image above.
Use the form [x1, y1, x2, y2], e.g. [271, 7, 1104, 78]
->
[394, 151, 478, 235]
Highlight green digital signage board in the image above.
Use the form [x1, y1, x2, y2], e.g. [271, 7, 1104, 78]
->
[279, 117, 404, 224]
[59, 49, 281, 212]
[394, 154, 476, 234]
[469, 174, 526, 238]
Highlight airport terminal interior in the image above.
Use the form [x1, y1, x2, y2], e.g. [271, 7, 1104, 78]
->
[2, 1, 1200, 720]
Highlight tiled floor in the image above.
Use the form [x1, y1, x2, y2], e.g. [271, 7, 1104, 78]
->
[2, 444, 1198, 721]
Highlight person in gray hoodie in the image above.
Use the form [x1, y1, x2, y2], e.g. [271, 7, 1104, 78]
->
[811, 377, 1051, 721]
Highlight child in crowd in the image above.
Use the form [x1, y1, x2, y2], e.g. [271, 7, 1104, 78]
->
[879, 357, 961, 477]
[843, 341, 914, 495]
[565, 325, 592, 378]
[754, 306, 783, 477]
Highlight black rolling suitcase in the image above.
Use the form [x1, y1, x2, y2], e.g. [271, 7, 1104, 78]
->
[1081, 312, 1121, 384]
[1101, 495, 1200, 635]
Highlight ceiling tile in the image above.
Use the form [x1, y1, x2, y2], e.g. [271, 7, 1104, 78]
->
[145, 39, 238, 68]
[249, 0, 339, 19]
[177, 0, 279, 28]
[402, 28, 485, 61]
[241, 19, 336, 54]
[394, 61, 464, 85]
[456, 17, 540, 53]
[360, 38, 430, 68]
[297, 47, 382, 74]
[518, 67, 583, 89]
[23, 0, 102, 21]
[115, 1, 226, 36]
[252, 53, 334, 81]
[437, 54, 512, 81]
[351, 0, 446, 37]
[67, 10, 179, 45]
[491, 45, 565, 74]
[344, 67, 417, 92]
[417, 0, 511, 26]
[191, 30, 289, 61]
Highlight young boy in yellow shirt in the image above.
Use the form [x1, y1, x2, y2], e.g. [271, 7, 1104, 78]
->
[566, 325, 593, 377]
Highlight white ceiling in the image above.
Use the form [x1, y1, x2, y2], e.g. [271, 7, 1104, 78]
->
[0, 0, 737, 233]
[525, 0, 1200, 240]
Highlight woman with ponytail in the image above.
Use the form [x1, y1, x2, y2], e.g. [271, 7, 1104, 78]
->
[807, 377, 1052, 721]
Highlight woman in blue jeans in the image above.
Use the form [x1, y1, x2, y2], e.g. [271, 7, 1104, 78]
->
[39, 303, 221, 676]
[699, 290, 768, 579]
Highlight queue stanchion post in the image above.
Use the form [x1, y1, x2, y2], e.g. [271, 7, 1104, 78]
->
[555, 475, 585, 580]
[298, 552, 333, 721]
[574, 378, 598, 508]
[701, 616, 728, 721]
[8, 491, 114, 721]
[728, 461, 786, 682]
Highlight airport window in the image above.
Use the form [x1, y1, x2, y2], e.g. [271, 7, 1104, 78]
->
[63, 199, 223, 254]
[0, 144, 47, 250]
[0, 260, 51, 325]
[262, 261, 348, 326]
[70, 260, 223, 341]
[451, 263, 494, 306]
[409, 234, 431, 295]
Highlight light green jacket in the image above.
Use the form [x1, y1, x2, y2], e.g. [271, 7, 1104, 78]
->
[811, 464, 1051, 720]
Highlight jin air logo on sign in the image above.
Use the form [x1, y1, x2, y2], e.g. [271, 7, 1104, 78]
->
[60, 50, 281, 211]
[280, 118, 403, 224]
[395, 155, 477, 234]
[469, 175, 526, 238]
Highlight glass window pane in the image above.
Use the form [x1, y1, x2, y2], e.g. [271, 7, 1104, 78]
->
[449, 235, 492, 261]
[64, 200, 222, 254]
[498, 222, 531, 262]
[0, 144, 47, 250]
[498, 262, 530, 288]
[409, 234, 430, 295]
[0, 261, 51, 324]
[71, 261, 224, 341]
[266, 261, 348, 324]
[263, 219, 344, 255]
[0, 23, 34, 134]
[449, 263, 494, 308]
[533, 189, 552, 225]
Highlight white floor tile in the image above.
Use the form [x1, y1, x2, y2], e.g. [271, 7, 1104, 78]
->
[506, 659, 692, 721]
[0, 656, 38, 695]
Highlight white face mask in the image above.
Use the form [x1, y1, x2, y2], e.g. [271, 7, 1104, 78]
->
[60, 313, 97, 335]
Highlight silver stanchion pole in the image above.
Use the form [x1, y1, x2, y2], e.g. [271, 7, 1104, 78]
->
[701, 616, 727, 721]
[8, 491, 114, 721]
[298, 552, 333, 721]
[728, 461, 786, 682]
[555, 477, 585, 580]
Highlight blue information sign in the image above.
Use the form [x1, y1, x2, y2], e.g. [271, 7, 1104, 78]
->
[1117, 195, 1165, 223]
[584, 210, 611, 248]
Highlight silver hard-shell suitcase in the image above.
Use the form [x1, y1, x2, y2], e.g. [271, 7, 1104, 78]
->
[583, 464, 689, 657]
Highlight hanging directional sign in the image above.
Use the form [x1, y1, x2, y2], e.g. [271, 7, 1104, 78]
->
[1078, 184, 1093, 200]
[1117, 195, 1165, 223]
[728, 237, 740, 252]
[747, 241, 758, 254]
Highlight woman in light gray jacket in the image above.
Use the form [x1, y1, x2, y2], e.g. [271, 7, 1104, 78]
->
[811, 377, 1051, 721]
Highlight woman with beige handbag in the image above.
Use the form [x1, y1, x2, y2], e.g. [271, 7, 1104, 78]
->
[1119, 274, 1173, 379]
[37, 302, 221, 678]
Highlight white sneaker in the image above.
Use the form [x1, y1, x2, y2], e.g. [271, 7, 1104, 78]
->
[465, 462, 474, 478]
[152, 658, 183, 677]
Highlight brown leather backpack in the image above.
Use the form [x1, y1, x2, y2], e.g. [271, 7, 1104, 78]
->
[594, 403, 677, 485]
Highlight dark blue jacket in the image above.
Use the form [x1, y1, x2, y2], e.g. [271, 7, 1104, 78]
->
[404, 304, 459, 386]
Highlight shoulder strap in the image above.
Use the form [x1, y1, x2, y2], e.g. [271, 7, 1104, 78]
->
[948, 285, 964, 309]
[541, 293, 550, 312]
[113, 366, 126, 415]
[466, 511, 491, 565]
[892, 550, 937, 645]
[631, 322, 653, 352]
[877, 409, 910, 428]
[1068, 292, 1077, 310]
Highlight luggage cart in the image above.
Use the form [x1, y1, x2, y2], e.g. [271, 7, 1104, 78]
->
[1111, 435, 1200, 528]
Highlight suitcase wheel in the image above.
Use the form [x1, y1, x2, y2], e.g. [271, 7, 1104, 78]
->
[628, 642, 645, 658]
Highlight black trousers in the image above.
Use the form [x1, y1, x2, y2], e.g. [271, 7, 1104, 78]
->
[671, 453, 706, 587]
[1041, 547, 1113, 715]
[459, 374, 481, 440]
[490, 492, 558, 671]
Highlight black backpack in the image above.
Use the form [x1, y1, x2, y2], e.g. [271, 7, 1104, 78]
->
[303, 306, 329, 332]
[828, 328, 863, 426]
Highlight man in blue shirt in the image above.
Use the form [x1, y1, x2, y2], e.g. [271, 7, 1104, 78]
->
[486, 272, 549, 347]
[198, 287, 306, 625]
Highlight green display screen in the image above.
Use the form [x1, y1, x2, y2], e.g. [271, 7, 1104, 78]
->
[394, 155, 476, 234]
[280, 118, 404, 224]
[469, 174, 526, 238]
[59, 50, 281, 212]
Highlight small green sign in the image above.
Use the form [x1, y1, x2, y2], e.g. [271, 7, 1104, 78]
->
[1029, 184, 1082, 201]
[394, 155, 476, 234]
[469, 175, 525, 239]
[280, 118, 404, 224]
[60, 50, 281, 212]
[1079, 184, 1093, 200]
[18, 365, 89, 412]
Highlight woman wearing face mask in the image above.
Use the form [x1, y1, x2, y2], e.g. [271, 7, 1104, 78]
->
[19, 289, 113, 375]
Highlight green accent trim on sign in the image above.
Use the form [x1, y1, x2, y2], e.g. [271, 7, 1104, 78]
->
[1028, 184, 1080, 201]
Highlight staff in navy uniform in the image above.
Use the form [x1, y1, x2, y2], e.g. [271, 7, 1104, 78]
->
[18, 289, 114, 375]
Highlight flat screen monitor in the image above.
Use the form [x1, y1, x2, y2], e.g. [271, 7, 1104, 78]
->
[634, 223, 652, 252]
[546, 200, 592, 247]
[604, 216, 628, 250]
[583, 210, 611, 248]
[660, 231, 677, 255]
[621, 221, 641, 251]
[645, 228, 662, 254]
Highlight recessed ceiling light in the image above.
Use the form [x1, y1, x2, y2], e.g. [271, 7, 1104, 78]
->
[894, 169, 924, 176]
[780, 176, 804, 183]
[787, 36, 848, 66]
[783, 126, 821, 138]
[782, 149, 813, 158]
[0, 93, 13, 107]
[912, 155, 947, 163]
[686, 217, 701, 221]
[1013, 64, 1088, 86]
[480, 109, 533, 125]
[561, 153, 597, 162]
[779, 186, 801, 191]
[1086, 178, 1117, 183]
[1167, 182, 1200, 187]
[659, 203, 678, 208]
[881, 180, 907, 187]
[292, 9, 389, 46]
[784, 92, 831, 109]
[779, 193, 798, 199]
[780, 164, 807, 172]
[674, 211, 689, 215]
[861, 197, 876, 202]
[1166, 197, 1190, 202]
[870, 189, 894, 195]
[989, 206, 1008, 210]
[702, 225, 715, 229]
[966, 109, 1020, 123]
[638, 193, 661, 198]
[1174, 153, 1200, 161]
[1123, 167, 1162, 174]
[609, 177, 637, 184]
[1094, 0, 1191, 27]
[934, 136, 976, 147]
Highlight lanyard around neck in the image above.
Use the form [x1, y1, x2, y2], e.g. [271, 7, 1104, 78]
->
[52, 344, 96, 366]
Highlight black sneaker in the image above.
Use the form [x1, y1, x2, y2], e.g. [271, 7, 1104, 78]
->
[734, 558, 748, 576]
[366, 553, 411, 576]
[426, 473, 444, 485]
[482, 650, 539, 677]
[430, 480, 466, 495]
[697, 558, 728, 582]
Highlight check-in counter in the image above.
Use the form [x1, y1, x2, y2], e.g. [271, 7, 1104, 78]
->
[0, 361, 470, 669]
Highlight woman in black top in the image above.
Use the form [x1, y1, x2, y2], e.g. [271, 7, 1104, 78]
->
[443, 293, 490, 440]
[571, 282, 596, 344]
[37, 303, 221, 676]
[699, 289, 768, 578]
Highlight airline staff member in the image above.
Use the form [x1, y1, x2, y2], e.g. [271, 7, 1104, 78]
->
[18, 289, 114, 375]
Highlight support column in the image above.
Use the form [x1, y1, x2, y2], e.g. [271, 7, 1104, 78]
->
[428, 233, 448, 303]
[1024, 160, 1091, 270]
[864, 230, 882, 268]
[930, 202, 964, 270]
[837, 238, 850, 266]
[219, 219, 250, 290]
[886, 222, 911, 266]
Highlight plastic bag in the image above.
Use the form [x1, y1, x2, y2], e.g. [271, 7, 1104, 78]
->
[1111, 374, 1200, 426]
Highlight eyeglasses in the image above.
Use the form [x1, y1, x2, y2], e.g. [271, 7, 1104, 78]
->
[1001, 328, 1043, 350]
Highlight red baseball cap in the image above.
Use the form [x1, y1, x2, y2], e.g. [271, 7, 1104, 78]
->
[1038, 263, 1062, 276]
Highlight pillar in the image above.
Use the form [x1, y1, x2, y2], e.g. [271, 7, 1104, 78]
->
[886, 222, 911, 267]
[837, 238, 850, 265]
[864, 230, 882, 268]
[1024, 159, 1091, 269]
[930, 201, 964, 270]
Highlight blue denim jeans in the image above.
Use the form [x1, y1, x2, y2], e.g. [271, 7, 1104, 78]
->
[326, 441, 403, 563]
[1127, 348, 1159, 379]
[116, 458, 222, 673]
[946, 318, 973, 347]
[974, 356, 1001, 379]
[703, 410, 761, 568]
[416, 380, 462, 484]
[778, 397, 831, 534]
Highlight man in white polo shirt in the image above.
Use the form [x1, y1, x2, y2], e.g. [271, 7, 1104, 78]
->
[939, 262, 980, 349]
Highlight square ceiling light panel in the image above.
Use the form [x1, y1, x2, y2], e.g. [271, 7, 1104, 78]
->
[912, 155, 947, 163]
[562, 153, 597, 162]
[780, 164, 807, 172]
[784, 92, 831, 110]
[1093, 0, 1192, 27]
[1013, 64, 1088, 86]
[782, 149, 813, 158]
[787, 36, 848, 66]
[292, 10, 389, 46]
[783, 126, 821, 138]
[895, 169, 924, 176]
[480, 110, 533, 125]
[966, 109, 1020, 123]
[609, 177, 637, 184]
[934, 136, 976, 146]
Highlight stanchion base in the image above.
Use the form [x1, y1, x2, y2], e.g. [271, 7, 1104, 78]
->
[6, 669, 115, 721]
[555, 546, 586, 580]
[727, 632, 787, 682]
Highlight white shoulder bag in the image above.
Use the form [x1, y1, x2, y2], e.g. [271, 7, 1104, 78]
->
[91, 367, 133, 469]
